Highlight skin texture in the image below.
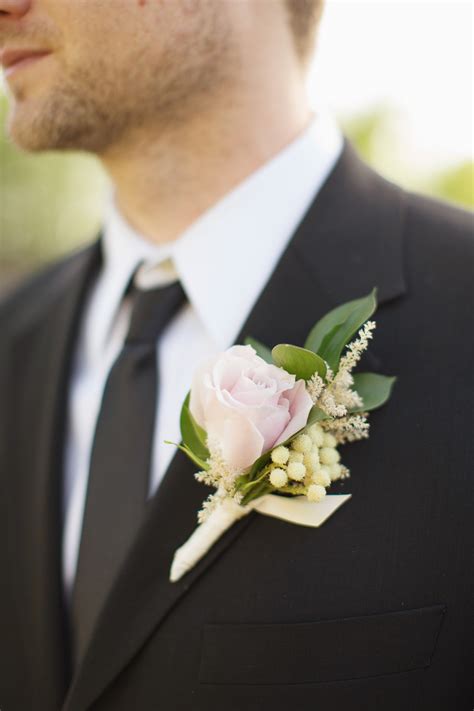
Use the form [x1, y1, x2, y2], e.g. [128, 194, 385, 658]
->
[0, 0, 313, 244]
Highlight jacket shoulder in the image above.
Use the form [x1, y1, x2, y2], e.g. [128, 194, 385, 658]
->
[401, 189, 473, 335]
[0, 242, 100, 335]
[403, 189, 473, 259]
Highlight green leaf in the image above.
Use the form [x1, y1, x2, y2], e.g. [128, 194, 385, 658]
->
[245, 450, 272, 480]
[351, 372, 396, 412]
[164, 440, 209, 471]
[244, 336, 273, 363]
[304, 289, 377, 371]
[236, 467, 270, 494]
[179, 392, 210, 462]
[240, 480, 273, 506]
[304, 289, 377, 353]
[305, 405, 328, 426]
[271, 344, 327, 380]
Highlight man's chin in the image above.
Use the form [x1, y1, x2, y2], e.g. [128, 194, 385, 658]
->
[4, 89, 130, 154]
[6, 106, 86, 153]
[6, 99, 52, 151]
[6, 112, 53, 153]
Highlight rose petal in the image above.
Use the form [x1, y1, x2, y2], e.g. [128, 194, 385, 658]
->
[188, 347, 312, 470]
[274, 379, 313, 445]
[204, 394, 265, 469]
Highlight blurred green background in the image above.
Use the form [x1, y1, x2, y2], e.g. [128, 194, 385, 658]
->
[1, 92, 473, 291]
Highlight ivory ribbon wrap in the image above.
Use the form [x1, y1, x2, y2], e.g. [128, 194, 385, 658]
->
[169, 493, 351, 582]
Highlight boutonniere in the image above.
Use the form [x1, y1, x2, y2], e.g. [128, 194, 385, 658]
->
[166, 289, 395, 582]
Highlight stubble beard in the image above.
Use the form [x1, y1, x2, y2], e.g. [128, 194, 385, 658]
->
[5, 17, 235, 157]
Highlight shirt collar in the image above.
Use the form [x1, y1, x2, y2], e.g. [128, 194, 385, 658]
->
[102, 194, 172, 289]
[102, 107, 343, 350]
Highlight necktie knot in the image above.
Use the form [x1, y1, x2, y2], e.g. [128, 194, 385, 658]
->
[126, 279, 187, 345]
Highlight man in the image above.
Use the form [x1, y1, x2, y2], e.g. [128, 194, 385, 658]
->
[0, 1, 472, 709]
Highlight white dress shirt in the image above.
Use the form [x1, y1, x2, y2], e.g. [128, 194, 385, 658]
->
[62, 108, 344, 602]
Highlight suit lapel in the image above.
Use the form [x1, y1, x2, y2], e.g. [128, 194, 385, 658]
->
[5, 243, 102, 711]
[62, 137, 408, 711]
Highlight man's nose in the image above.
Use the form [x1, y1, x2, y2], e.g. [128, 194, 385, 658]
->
[0, 0, 32, 17]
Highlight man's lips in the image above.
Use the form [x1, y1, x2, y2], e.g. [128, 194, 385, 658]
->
[0, 48, 52, 70]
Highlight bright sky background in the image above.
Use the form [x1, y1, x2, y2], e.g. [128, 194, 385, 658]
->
[310, 0, 473, 170]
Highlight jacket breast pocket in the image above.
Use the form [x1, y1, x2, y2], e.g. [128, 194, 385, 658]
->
[199, 604, 446, 685]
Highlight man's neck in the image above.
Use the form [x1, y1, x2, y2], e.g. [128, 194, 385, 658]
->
[99, 89, 312, 247]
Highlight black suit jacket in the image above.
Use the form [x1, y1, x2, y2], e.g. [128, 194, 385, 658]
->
[1, 137, 473, 711]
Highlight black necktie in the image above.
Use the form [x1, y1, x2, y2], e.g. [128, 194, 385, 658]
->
[70, 276, 186, 668]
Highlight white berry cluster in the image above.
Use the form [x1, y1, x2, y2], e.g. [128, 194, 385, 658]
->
[268, 423, 348, 502]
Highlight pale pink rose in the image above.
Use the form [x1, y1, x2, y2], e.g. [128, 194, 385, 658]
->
[189, 345, 313, 470]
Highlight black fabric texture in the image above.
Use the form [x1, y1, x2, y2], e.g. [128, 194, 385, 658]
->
[199, 605, 446, 685]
